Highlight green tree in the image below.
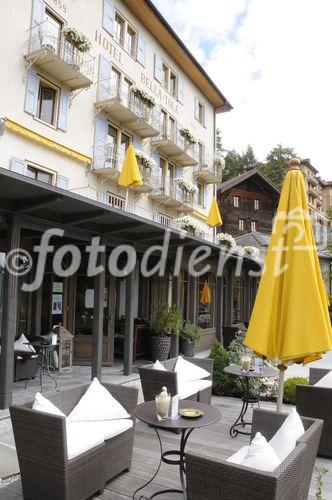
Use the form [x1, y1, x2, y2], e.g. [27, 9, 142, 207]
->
[260, 144, 296, 188]
[215, 128, 224, 156]
[242, 145, 258, 171]
[223, 149, 244, 181]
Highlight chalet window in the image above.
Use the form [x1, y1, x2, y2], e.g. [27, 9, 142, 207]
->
[234, 196, 240, 208]
[37, 81, 58, 125]
[254, 199, 260, 210]
[239, 219, 245, 231]
[251, 220, 258, 231]
[26, 165, 53, 184]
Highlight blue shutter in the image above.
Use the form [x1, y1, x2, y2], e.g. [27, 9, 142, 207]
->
[154, 53, 163, 83]
[10, 158, 27, 175]
[103, 0, 115, 36]
[137, 36, 146, 67]
[93, 116, 108, 169]
[194, 97, 199, 119]
[24, 69, 39, 115]
[29, 0, 45, 51]
[56, 175, 69, 189]
[178, 78, 184, 104]
[97, 55, 112, 101]
[57, 91, 70, 131]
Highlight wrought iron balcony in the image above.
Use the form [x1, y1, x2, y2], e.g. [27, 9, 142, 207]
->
[24, 20, 94, 90]
[95, 84, 160, 138]
[151, 124, 198, 166]
[130, 160, 155, 193]
[92, 144, 124, 178]
[149, 174, 194, 212]
[194, 157, 222, 183]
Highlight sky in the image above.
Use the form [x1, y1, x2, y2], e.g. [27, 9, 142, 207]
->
[153, 0, 332, 180]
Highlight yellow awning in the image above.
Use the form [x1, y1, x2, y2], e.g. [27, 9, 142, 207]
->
[200, 281, 211, 305]
[118, 144, 143, 188]
[206, 196, 222, 227]
[245, 159, 332, 365]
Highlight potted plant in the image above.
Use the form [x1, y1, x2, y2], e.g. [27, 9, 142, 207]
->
[215, 232, 236, 250]
[150, 304, 183, 361]
[62, 27, 92, 52]
[180, 323, 202, 357]
[134, 150, 156, 176]
[177, 215, 199, 236]
[242, 245, 260, 258]
[131, 86, 156, 106]
[179, 127, 197, 145]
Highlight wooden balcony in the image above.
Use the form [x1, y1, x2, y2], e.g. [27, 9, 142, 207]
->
[95, 85, 160, 138]
[151, 127, 198, 166]
[24, 20, 94, 90]
[194, 159, 222, 183]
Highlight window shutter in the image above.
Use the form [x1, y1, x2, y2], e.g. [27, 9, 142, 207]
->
[194, 97, 200, 120]
[137, 36, 146, 67]
[56, 175, 69, 190]
[97, 55, 112, 101]
[98, 191, 109, 204]
[29, 0, 45, 51]
[10, 158, 27, 175]
[93, 116, 109, 169]
[178, 78, 184, 105]
[57, 91, 70, 131]
[154, 53, 163, 83]
[175, 166, 182, 178]
[103, 0, 115, 37]
[24, 69, 39, 115]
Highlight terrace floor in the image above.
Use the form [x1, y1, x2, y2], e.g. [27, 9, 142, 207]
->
[0, 395, 331, 499]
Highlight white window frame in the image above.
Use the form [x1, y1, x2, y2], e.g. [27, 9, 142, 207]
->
[114, 9, 137, 59]
[234, 196, 240, 208]
[35, 77, 60, 128]
[251, 220, 258, 231]
[26, 161, 56, 185]
[239, 219, 245, 231]
[254, 199, 260, 210]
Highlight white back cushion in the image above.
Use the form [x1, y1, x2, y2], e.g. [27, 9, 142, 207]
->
[14, 333, 36, 353]
[32, 392, 66, 417]
[314, 370, 332, 388]
[153, 360, 167, 371]
[68, 378, 130, 422]
[269, 408, 305, 462]
[178, 379, 212, 399]
[241, 432, 281, 472]
[174, 356, 210, 382]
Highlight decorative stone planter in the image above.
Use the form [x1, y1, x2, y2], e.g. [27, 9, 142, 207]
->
[180, 338, 195, 357]
[150, 336, 171, 362]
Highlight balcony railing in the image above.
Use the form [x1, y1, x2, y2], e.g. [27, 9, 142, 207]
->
[151, 123, 198, 166]
[25, 20, 94, 89]
[194, 157, 222, 183]
[96, 84, 160, 138]
[92, 144, 125, 177]
[149, 173, 194, 211]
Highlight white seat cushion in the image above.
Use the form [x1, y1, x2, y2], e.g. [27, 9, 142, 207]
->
[153, 360, 167, 371]
[32, 392, 66, 417]
[68, 378, 130, 422]
[227, 445, 250, 465]
[66, 421, 104, 460]
[174, 356, 210, 383]
[14, 333, 36, 354]
[269, 408, 305, 462]
[314, 370, 332, 388]
[72, 419, 133, 441]
[178, 379, 212, 399]
[241, 432, 281, 472]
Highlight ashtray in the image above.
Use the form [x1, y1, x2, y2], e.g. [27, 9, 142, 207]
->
[179, 408, 204, 418]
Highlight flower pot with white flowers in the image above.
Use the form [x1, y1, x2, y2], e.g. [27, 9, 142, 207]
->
[62, 27, 92, 53]
[177, 216, 198, 236]
[242, 246, 260, 259]
[216, 232, 236, 251]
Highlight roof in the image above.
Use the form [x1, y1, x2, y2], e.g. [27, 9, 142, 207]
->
[122, 0, 232, 112]
[219, 168, 281, 194]
[235, 232, 271, 248]
[301, 158, 319, 175]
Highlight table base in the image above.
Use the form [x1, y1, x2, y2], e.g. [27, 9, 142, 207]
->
[230, 381, 259, 438]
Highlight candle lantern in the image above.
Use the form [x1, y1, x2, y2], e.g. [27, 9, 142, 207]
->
[53, 325, 74, 373]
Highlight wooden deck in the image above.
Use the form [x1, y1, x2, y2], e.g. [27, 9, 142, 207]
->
[1, 396, 331, 499]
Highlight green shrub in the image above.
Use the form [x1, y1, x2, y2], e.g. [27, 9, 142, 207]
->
[283, 377, 308, 405]
[209, 340, 238, 396]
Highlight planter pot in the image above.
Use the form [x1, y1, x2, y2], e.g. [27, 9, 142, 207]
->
[185, 227, 196, 236]
[150, 336, 171, 362]
[218, 242, 231, 251]
[180, 338, 195, 357]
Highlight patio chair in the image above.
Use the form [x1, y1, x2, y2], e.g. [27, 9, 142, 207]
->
[297, 367, 332, 457]
[185, 408, 322, 500]
[10, 383, 138, 500]
[138, 356, 213, 404]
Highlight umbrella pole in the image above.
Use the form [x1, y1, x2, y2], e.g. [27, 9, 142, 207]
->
[276, 365, 286, 412]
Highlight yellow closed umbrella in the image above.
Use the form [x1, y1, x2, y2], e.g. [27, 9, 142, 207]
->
[200, 281, 211, 305]
[118, 144, 143, 188]
[207, 196, 223, 227]
[245, 158, 332, 410]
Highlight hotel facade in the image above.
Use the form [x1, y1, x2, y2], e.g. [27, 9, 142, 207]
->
[0, 0, 259, 408]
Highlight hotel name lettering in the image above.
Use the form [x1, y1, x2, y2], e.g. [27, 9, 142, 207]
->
[95, 30, 179, 115]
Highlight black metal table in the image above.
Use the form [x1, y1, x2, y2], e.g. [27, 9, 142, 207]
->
[224, 364, 279, 438]
[24, 341, 59, 391]
[133, 400, 220, 500]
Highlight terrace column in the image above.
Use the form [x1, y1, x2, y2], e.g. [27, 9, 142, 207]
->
[123, 263, 137, 376]
[170, 274, 181, 357]
[0, 215, 21, 409]
[91, 244, 106, 380]
[215, 276, 223, 342]
[188, 274, 197, 324]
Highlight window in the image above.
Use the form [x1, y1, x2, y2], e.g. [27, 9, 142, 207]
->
[254, 199, 260, 210]
[114, 13, 125, 45]
[110, 67, 121, 94]
[233, 277, 245, 324]
[197, 180, 205, 207]
[122, 77, 132, 106]
[26, 165, 52, 184]
[126, 25, 137, 57]
[169, 116, 176, 141]
[251, 220, 258, 231]
[198, 142, 204, 163]
[197, 273, 216, 329]
[162, 63, 169, 91]
[44, 9, 62, 53]
[195, 97, 205, 124]
[239, 219, 245, 231]
[37, 81, 57, 125]
[234, 196, 240, 208]
[170, 71, 177, 97]
[160, 110, 167, 136]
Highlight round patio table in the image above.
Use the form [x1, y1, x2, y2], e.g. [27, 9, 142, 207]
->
[133, 400, 220, 500]
[224, 364, 279, 438]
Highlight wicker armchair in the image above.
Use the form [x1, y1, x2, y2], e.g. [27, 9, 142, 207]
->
[185, 408, 322, 500]
[297, 367, 332, 457]
[139, 356, 213, 403]
[10, 383, 138, 500]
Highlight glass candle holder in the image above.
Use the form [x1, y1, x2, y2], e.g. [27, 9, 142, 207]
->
[241, 355, 251, 372]
[155, 387, 171, 420]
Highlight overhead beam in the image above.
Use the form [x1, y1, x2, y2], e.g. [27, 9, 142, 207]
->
[16, 195, 63, 213]
[134, 232, 163, 242]
[65, 210, 105, 225]
[101, 222, 143, 234]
